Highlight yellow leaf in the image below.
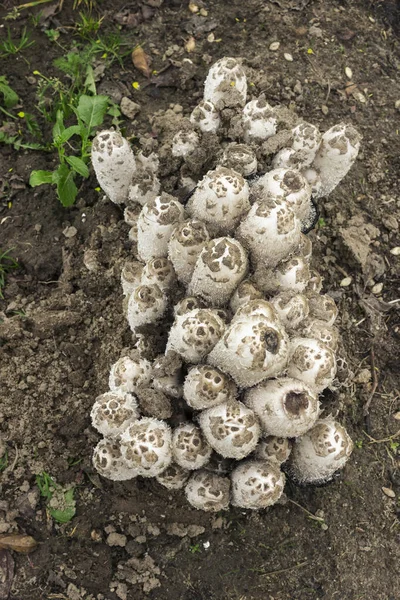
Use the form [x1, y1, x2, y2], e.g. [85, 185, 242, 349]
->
[185, 36, 196, 52]
[17, 112, 25, 118]
[307, 48, 314, 54]
[132, 46, 151, 78]
[0, 534, 37, 554]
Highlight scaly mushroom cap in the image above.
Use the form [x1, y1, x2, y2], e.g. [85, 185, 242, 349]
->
[242, 96, 277, 142]
[91, 130, 136, 205]
[121, 417, 172, 477]
[127, 284, 167, 330]
[91, 390, 139, 438]
[189, 237, 249, 307]
[156, 463, 190, 490]
[190, 100, 221, 133]
[124, 204, 141, 242]
[312, 123, 362, 198]
[307, 293, 338, 326]
[254, 436, 292, 465]
[166, 308, 226, 364]
[207, 301, 289, 387]
[137, 193, 185, 262]
[236, 195, 301, 269]
[244, 377, 320, 438]
[172, 129, 200, 158]
[203, 57, 247, 108]
[288, 418, 353, 484]
[172, 423, 212, 470]
[168, 219, 210, 285]
[231, 460, 285, 509]
[187, 167, 250, 236]
[229, 279, 263, 313]
[287, 337, 337, 394]
[128, 153, 161, 206]
[220, 143, 257, 176]
[109, 356, 152, 393]
[199, 400, 260, 460]
[273, 123, 321, 171]
[255, 256, 311, 295]
[141, 257, 176, 292]
[174, 296, 206, 316]
[270, 290, 310, 331]
[300, 319, 339, 352]
[121, 261, 143, 296]
[255, 168, 312, 222]
[93, 438, 138, 481]
[185, 470, 231, 511]
[184, 365, 237, 410]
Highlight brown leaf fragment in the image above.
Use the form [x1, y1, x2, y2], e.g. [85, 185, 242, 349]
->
[132, 47, 152, 78]
[0, 549, 14, 600]
[0, 534, 38, 554]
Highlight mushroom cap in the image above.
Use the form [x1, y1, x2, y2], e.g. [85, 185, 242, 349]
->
[172, 423, 212, 470]
[184, 365, 237, 410]
[220, 143, 257, 176]
[190, 100, 221, 133]
[109, 356, 152, 394]
[185, 470, 231, 512]
[288, 418, 353, 484]
[121, 417, 172, 477]
[91, 390, 139, 438]
[231, 460, 285, 509]
[244, 377, 320, 438]
[156, 463, 191, 490]
[141, 258, 176, 292]
[199, 400, 260, 460]
[242, 97, 277, 142]
[254, 436, 292, 465]
[93, 438, 137, 481]
[287, 337, 337, 394]
[203, 57, 247, 108]
[127, 284, 167, 330]
[270, 291, 310, 331]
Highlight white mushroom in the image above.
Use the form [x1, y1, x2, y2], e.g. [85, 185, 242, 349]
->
[229, 279, 263, 313]
[156, 463, 190, 490]
[141, 258, 176, 292]
[190, 100, 221, 133]
[137, 194, 185, 262]
[151, 352, 183, 399]
[220, 143, 257, 176]
[166, 308, 226, 364]
[91, 130, 136, 205]
[187, 167, 250, 236]
[273, 122, 321, 170]
[254, 437, 292, 465]
[172, 129, 200, 158]
[270, 290, 309, 331]
[174, 296, 205, 316]
[185, 470, 231, 511]
[312, 123, 361, 198]
[236, 196, 301, 269]
[255, 256, 311, 295]
[203, 57, 247, 108]
[189, 237, 248, 307]
[127, 284, 167, 330]
[168, 219, 210, 285]
[121, 417, 172, 477]
[93, 438, 137, 481]
[242, 96, 277, 142]
[288, 418, 353, 484]
[91, 390, 139, 438]
[184, 365, 237, 410]
[244, 377, 320, 438]
[199, 400, 260, 460]
[231, 460, 285, 509]
[255, 168, 312, 222]
[128, 153, 160, 206]
[307, 293, 338, 326]
[172, 423, 212, 470]
[121, 261, 143, 296]
[109, 356, 152, 393]
[124, 204, 141, 243]
[207, 300, 289, 387]
[300, 319, 339, 352]
[287, 337, 337, 394]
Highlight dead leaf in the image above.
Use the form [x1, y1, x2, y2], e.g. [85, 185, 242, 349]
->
[0, 549, 14, 600]
[132, 46, 152, 78]
[0, 534, 38, 554]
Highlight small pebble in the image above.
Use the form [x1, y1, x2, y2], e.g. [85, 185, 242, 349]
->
[395, 100, 400, 110]
[63, 226, 77, 238]
[107, 532, 127, 547]
[340, 277, 352, 287]
[284, 53, 293, 62]
[393, 411, 400, 421]
[371, 282, 383, 295]
[269, 41, 280, 51]
[321, 105, 329, 115]
[390, 247, 400, 256]
[382, 487, 396, 498]
[120, 97, 141, 120]
[345, 67, 353, 79]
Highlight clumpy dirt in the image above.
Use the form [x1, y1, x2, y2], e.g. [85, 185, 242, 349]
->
[1, 0, 400, 599]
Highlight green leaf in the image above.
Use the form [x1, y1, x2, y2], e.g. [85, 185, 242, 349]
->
[84, 65, 96, 95]
[65, 156, 89, 178]
[29, 170, 54, 187]
[48, 489, 76, 523]
[53, 164, 78, 207]
[0, 75, 19, 109]
[76, 94, 109, 130]
[52, 110, 65, 139]
[59, 125, 81, 144]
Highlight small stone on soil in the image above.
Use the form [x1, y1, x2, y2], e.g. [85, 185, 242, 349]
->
[107, 532, 127, 547]
[120, 97, 141, 119]
[284, 53, 293, 62]
[269, 42, 280, 51]
[382, 487, 396, 498]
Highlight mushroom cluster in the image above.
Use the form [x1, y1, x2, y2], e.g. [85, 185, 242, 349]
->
[90, 57, 356, 511]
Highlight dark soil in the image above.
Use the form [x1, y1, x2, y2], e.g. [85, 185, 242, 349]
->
[1, 1, 400, 599]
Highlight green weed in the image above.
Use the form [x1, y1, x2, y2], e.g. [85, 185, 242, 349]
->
[36, 471, 76, 523]
[0, 26, 35, 57]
